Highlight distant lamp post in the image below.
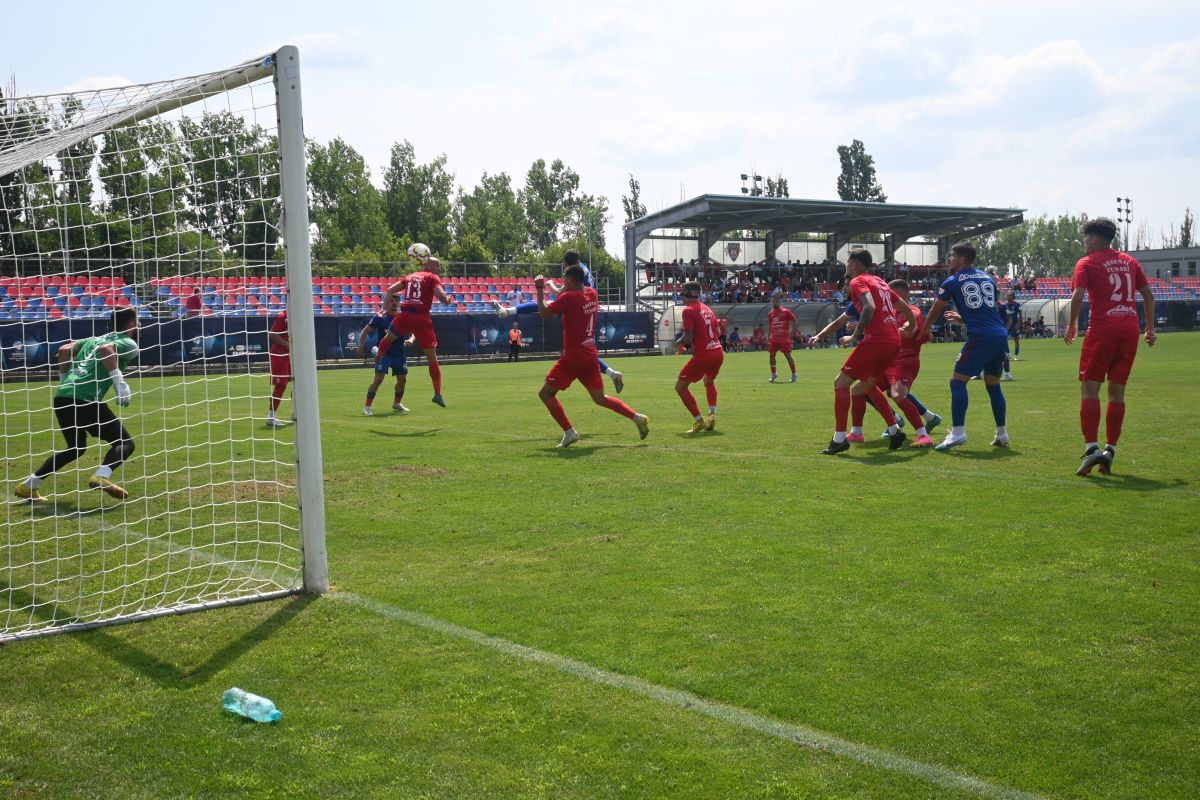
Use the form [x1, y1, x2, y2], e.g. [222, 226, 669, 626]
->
[740, 173, 763, 197]
[1116, 197, 1132, 249]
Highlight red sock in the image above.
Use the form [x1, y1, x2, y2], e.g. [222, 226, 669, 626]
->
[429, 362, 442, 395]
[677, 384, 701, 417]
[868, 386, 897, 425]
[835, 387, 851, 431]
[270, 381, 286, 412]
[602, 396, 636, 419]
[704, 382, 718, 408]
[896, 396, 924, 430]
[542, 396, 572, 430]
[851, 393, 867, 427]
[1105, 401, 1125, 446]
[1080, 398, 1101, 443]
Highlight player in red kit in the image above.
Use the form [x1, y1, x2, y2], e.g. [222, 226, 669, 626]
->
[537, 265, 649, 448]
[375, 256, 454, 407]
[675, 281, 724, 433]
[1065, 217, 1156, 475]
[883, 279, 936, 447]
[766, 295, 798, 383]
[266, 310, 291, 428]
[808, 250, 915, 454]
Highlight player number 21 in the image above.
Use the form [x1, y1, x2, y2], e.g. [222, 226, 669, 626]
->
[1109, 272, 1133, 301]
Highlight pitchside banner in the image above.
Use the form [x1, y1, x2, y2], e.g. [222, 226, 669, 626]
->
[0, 312, 655, 370]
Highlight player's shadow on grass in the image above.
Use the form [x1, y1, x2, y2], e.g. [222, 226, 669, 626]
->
[0, 581, 313, 689]
[368, 427, 443, 438]
[673, 431, 727, 439]
[1088, 474, 1191, 493]
[939, 446, 1019, 460]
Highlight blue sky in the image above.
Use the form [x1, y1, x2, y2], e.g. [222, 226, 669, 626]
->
[7, 0, 1199, 255]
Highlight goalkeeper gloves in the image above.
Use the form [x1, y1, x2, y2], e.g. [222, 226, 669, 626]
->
[110, 369, 133, 407]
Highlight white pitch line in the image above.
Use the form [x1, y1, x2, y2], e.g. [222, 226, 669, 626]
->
[332, 591, 1044, 800]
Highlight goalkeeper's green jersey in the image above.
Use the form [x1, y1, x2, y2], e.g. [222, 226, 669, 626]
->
[55, 331, 139, 403]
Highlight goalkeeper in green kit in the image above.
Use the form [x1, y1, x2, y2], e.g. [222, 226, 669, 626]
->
[16, 308, 140, 503]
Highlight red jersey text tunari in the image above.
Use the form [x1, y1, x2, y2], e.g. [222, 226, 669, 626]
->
[683, 303, 723, 353]
[547, 287, 600, 360]
[1072, 249, 1148, 336]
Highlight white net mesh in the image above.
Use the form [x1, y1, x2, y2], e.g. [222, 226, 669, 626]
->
[1, 54, 305, 641]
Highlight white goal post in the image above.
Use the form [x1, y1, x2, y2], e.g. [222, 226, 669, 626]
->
[0, 46, 327, 642]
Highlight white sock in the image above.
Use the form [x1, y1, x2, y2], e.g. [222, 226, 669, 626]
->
[1085, 441, 1098, 450]
[996, 425, 1007, 437]
[915, 427, 928, 437]
[887, 424, 899, 435]
[94, 465, 113, 480]
[851, 426, 863, 435]
[833, 431, 847, 443]
[267, 409, 276, 420]
[708, 406, 716, 414]
[1104, 443, 1116, 452]
[565, 427, 577, 436]
[694, 414, 703, 422]
[952, 426, 966, 436]
[24, 474, 41, 490]
[923, 411, 937, 423]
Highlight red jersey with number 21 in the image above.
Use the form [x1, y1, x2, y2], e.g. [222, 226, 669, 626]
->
[400, 270, 442, 314]
[683, 302, 723, 354]
[547, 287, 600, 360]
[848, 274, 900, 343]
[1071, 249, 1148, 336]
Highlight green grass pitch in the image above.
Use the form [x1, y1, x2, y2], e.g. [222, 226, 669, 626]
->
[2, 333, 1198, 799]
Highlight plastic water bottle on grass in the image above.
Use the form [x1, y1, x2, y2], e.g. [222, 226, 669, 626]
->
[222, 687, 282, 722]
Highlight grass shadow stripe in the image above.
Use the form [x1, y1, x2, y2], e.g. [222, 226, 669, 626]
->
[333, 590, 1045, 800]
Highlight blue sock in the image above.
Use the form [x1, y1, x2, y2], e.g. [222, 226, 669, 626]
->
[950, 379, 969, 427]
[514, 301, 537, 314]
[986, 381, 1006, 426]
[907, 393, 928, 415]
[1014, 341, 1020, 357]
[598, 358, 611, 374]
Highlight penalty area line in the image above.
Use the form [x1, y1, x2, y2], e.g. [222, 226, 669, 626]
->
[333, 590, 1043, 800]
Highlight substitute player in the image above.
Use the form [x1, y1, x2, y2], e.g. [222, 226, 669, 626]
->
[808, 250, 915, 454]
[766, 294, 797, 383]
[267, 309, 291, 428]
[492, 250, 624, 392]
[536, 265, 649, 447]
[357, 296, 409, 415]
[375, 257, 454, 408]
[919, 241, 1010, 450]
[1004, 290, 1022, 376]
[15, 308, 139, 502]
[675, 281, 724, 433]
[1065, 217, 1156, 476]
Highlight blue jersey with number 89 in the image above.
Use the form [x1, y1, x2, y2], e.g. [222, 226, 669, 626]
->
[938, 269, 1007, 338]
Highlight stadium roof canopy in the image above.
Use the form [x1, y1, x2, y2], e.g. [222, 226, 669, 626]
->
[621, 194, 1025, 309]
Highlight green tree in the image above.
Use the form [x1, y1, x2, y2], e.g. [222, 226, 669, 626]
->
[447, 231, 493, 265]
[1179, 208, 1193, 249]
[836, 140, 886, 202]
[520, 159, 581, 250]
[454, 172, 526, 262]
[382, 140, 454, 255]
[564, 193, 609, 252]
[765, 174, 790, 198]
[621, 173, 647, 222]
[307, 137, 394, 262]
[976, 213, 1090, 277]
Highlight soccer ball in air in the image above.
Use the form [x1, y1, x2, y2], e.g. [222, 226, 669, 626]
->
[407, 242, 432, 263]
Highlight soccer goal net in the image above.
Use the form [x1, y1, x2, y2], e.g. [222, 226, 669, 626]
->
[0, 47, 327, 642]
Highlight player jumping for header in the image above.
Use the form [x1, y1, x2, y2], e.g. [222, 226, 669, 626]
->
[375, 256, 454, 408]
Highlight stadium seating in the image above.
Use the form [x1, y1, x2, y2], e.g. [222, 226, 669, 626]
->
[0, 276, 145, 321]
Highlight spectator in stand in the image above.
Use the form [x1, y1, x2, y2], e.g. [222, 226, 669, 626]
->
[1024, 273, 1037, 293]
[183, 287, 203, 317]
[1009, 275, 1021, 294]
